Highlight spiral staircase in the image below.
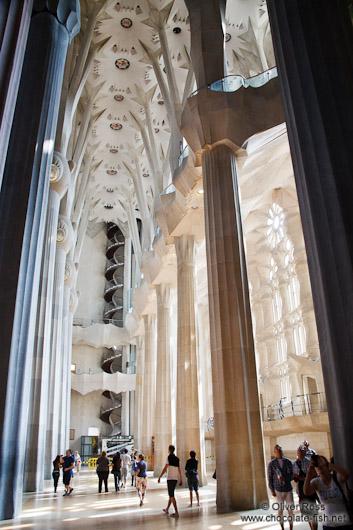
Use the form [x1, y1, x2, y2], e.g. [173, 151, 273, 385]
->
[100, 390, 122, 435]
[103, 223, 125, 325]
[99, 345, 124, 434]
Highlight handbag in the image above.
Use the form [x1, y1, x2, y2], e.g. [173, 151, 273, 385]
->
[332, 473, 353, 522]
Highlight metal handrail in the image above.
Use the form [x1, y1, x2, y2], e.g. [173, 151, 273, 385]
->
[190, 66, 278, 97]
[261, 392, 327, 422]
[73, 317, 123, 327]
[178, 145, 189, 167]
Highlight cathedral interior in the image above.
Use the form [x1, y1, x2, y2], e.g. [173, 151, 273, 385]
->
[0, 0, 353, 527]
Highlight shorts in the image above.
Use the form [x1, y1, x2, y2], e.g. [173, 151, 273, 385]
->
[274, 490, 294, 510]
[63, 472, 72, 486]
[167, 480, 178, 498]
[136, 476, 147, 493]
[187, 476, 199, 491]
[299, 497, 319, 519]
[122, 467, 128, 479]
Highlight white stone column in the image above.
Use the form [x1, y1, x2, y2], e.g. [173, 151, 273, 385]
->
[45, 215, 74, 478]
[134, 334, 145, 452]
[175, 235, 205, 484]
[24, 153, 70, 492]
[154, 284, 173, 476]
[140, 314, 157, 469]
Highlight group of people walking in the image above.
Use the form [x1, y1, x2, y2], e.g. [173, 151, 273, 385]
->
[53, 444, 199, 517]
[95, 444, 200, 516]
[268, 440, 353, 530]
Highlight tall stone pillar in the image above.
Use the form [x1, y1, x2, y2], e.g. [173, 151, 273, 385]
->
[181, 25, 284, 503]
[24, 153, 70, 492]
[134, 334, 145, 452]
[175, 235, 205, 484]
[0, 1, 80, 519]
[45, 215, 74, 478]
[0, 0, 33, 186]
[140, 314, 157, 469]
[154, 284, 173, 476]
[184, 0, 226, 87]
[58, 257, 77, 451]
[267, 0, 353, 480]
[202, 144, 268, 511]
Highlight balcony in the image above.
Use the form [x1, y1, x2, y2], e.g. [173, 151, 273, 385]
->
[262, 392, 327, 422]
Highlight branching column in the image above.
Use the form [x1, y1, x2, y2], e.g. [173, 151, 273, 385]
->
[175, 235, 205, 484]
[140, 314, 157, 469]
[202, 144, 268, 511]
[154, 284, 173, 476]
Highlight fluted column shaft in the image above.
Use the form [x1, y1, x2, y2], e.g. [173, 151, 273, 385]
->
[24, 153, 70, 492]
[267, 0, 353, 479]
[45, 245, 67, 477]
[154, 284, 173, 476]
[134, 334, 145, 452]
[0, 0, 33, 185]
[0, 3, 79, 519]
[24, 189, 61, 492]
[203, 144, 267, 511]
[45, 214, 74, 477]
[141, 314, 157, 469]
[175, 235, 205, 484]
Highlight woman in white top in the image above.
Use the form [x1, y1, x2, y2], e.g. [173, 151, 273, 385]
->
[304, 455, 353, 529]
[158, 445, 182, 518]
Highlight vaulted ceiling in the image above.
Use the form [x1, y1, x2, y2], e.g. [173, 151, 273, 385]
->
[79, 0, 275, 228]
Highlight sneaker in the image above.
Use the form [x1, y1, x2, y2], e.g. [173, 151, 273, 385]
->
[68, 488, 73, 495]
[63, 492, 68, 496]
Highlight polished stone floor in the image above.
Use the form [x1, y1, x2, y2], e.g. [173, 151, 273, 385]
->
[0, 470, 313, 530]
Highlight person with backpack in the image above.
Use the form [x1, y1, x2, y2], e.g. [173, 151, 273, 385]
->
[185, 450, 200, 507]
[293, 445, 318, 530]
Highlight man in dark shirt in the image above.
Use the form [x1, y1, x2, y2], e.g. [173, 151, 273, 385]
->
[185, 450, 200, 507]
[62, 449, 75, 496]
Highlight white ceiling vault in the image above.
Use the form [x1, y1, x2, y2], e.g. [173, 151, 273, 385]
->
[80, 0, 274, 229]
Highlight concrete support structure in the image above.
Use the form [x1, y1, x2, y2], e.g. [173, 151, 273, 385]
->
[134, 334, 145, 453]
[175, 235, 205, 483]
[202, 144, 267, 510]
[154, 283, 173, 476]
[0, 1, 79, 519]
[0, 0, 33, 186]
[267, 0, 353, 481]
[24, 153, 70, 492]
[140, 314, 157, 468]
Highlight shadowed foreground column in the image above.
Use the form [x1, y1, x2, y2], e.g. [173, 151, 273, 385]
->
[0, 1, 79, 519]
[267, 0, 353, 480]
[202, 144, 268, 511]
[154, 283, 172, 476]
